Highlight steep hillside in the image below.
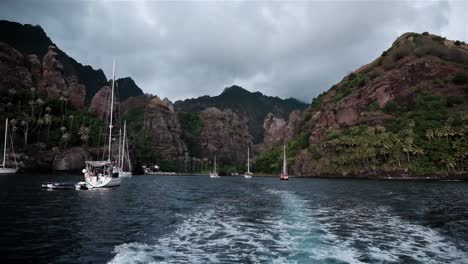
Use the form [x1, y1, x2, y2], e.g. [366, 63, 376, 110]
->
[256, 32, 468, 178]
[115, 77, 144, 101]
[0, 20, 143, 101]
[174, 85, 308, 143]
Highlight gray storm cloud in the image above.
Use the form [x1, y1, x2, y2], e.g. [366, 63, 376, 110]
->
[1, 0, 467, 102]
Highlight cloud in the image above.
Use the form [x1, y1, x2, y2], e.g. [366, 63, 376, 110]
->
[1, 0, 466, 102]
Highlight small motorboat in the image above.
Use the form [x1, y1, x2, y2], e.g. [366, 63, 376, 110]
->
[41, 182, 77, 190]
[75, 181, 91, 190]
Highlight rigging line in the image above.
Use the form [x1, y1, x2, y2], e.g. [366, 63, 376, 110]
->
[8, 128, 17, 167]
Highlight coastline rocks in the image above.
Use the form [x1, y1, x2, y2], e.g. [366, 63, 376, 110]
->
[52, 147, 88, 171]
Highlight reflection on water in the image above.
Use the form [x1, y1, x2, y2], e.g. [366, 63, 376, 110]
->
[1, 174, 467, 263]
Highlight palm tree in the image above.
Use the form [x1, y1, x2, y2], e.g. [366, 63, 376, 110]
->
[68, 115, 74, 133]
[21, 120, 29, 146]
[61, 132, 70, 149]
[36, 98, 44, 118]
[78, 126, 90, 149]
[37, 118, 44, 142]
[44, 113, 52, 141]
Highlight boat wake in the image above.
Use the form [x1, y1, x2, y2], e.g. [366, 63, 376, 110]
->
[108, 189, 468, 264]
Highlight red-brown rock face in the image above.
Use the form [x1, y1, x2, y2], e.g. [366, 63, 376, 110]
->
[41, 45, 66, 97]
[25, 54, 42, 87]
[143, 97, 187, 159]
[67, 77, 86, 110]
[199, 107, 251, 162]
[89, 86, 111, 119]
[263, 110, 304, 147]
[0, 42, 32, 93]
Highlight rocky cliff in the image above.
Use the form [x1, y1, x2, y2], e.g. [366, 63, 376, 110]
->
[0, 20, 143, 101]
[143, 97, 187, 159]
[263, 110, 303, 147]
[276, 32, 468, 177]
[0, 42, 86, 110]
[174, 85, 307, 143]
[198, 107, 252, 163]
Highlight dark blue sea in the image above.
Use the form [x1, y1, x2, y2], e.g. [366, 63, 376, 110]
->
[1, 174, 467, 263]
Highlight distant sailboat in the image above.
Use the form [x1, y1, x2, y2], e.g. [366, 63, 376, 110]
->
[118, 120, 132, 178]
[0, 118, 18, 174]
[280, 144, 289, 181]
[80, 58, 122, 188]
[243, 146, 253, 178]
[210, 155, 219, 178]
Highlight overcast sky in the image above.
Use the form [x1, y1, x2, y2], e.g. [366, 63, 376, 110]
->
[1, 0, 467, 102]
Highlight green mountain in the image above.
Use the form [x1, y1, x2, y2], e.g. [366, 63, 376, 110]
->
[256, 32, 468, 178]
[174, 85, 308, 143]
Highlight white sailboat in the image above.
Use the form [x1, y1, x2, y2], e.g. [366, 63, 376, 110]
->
[280, 144, 289, 181]
[243, 146, 253, 178]
[210, 155, 219, 178]
[0, 118, 18, 174]
[80, 58, 122, 188]
[119, 120, 132, 178]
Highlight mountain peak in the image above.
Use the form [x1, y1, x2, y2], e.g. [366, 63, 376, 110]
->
[221, 85, 250, 95]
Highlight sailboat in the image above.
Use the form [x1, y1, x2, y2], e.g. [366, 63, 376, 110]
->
[80, 58, 122, 188]
[0, 118, 18, 174]
[209, 155, 219, 178]
[280, 144, 289, 181]
[243, 146, 253, 178]
[118, 120, 132, 178]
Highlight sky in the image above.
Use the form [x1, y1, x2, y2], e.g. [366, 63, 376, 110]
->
[1, 0, 467, 102]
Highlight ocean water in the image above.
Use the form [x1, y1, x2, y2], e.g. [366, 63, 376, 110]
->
[0, 174, 467, 263]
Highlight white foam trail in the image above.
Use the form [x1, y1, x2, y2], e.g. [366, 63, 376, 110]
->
[109, 189, 468, 264]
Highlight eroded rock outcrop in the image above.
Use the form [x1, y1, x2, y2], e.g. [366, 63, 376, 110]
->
[25, 54, 42, 87]
[263, 110, 304, 147]
[67, 76, 86, 110]
[89, 86, 111, 119]
[52, 147, 88, 171]
[144, 97, 187, 159]
[199, 107, 251, 162]
[0, 42, 32, 93]
[41, 45, 66, 97]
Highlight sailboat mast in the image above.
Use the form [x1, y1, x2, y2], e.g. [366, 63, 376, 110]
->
[118, 129, 122, 167]
[121, 120, 126, 169]
[214, 155, 217, 173]
[283, 144, 287, 174]
[125, 131, 132, 171]
[2, 118, 8, 168]
[108, 58, 115, 162]
[247, 146, 250, 173]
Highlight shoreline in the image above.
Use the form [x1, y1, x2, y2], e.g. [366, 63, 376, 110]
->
[16, 170, 468, 181]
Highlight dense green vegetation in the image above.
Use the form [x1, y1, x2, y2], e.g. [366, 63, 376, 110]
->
[256, 87, 467, 175]
[255, 132, 310, 173]
[0, 87, 104, 152]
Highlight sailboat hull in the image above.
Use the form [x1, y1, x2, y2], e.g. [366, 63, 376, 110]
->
[0, 167, 18, 174]
[119, 171, 132, 178]
[85, 176, 122, 188]
[280, 174, 289, 181]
